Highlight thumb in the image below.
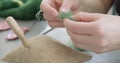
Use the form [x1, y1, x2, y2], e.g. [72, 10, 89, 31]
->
[72, 12, 104, 22]
[59, 0, 73, 12]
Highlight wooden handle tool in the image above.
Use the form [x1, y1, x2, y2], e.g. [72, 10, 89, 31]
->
[6, 16, 30, 48]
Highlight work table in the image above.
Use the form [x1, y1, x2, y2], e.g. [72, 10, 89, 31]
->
[0, 20, 120, 63]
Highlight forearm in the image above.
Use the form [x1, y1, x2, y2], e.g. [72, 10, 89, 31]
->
[80, 0, 113, 13]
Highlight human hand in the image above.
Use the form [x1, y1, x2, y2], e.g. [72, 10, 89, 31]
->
[64, 12, 120, 53]
[40, 0, 81, 27]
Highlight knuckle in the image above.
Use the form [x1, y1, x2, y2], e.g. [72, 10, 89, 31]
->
[93, 49, 106, 54]
[97, 40, 109, 48]
[40, 2, 43, 8]
[43, 14, 47, 19]
[40, 2, 45, 10]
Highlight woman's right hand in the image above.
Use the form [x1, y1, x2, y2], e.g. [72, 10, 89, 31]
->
[40, 0, 81, 27]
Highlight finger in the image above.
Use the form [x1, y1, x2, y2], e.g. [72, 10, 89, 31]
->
[67, 30, 104, 46]
[48, 20, 64, 27]
[72, 12, 104, 22]
[64, 19, 98, 34]
[73, 39, 107, 53]
[74, 43, 106, 53]
[59, 0, 73, 12]
[55, 0, 63, 4]
[43, 13, 61, 21]
[40, 0, 58, 16]
[69, 32, 109, 49]
[67, 31, 93, 45]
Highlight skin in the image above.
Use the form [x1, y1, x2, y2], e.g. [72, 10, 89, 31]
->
[64, 12, 120, 53]
[40, 0, 113, 27]
[40, 0, 120, 53]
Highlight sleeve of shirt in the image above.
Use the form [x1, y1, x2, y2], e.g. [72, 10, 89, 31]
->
[114, 0, 120, 15]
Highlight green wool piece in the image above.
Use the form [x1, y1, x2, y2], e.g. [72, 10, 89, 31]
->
[59, 11, 74, 20]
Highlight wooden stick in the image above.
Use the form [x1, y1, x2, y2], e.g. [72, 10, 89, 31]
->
[6, 16, 30, 48]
